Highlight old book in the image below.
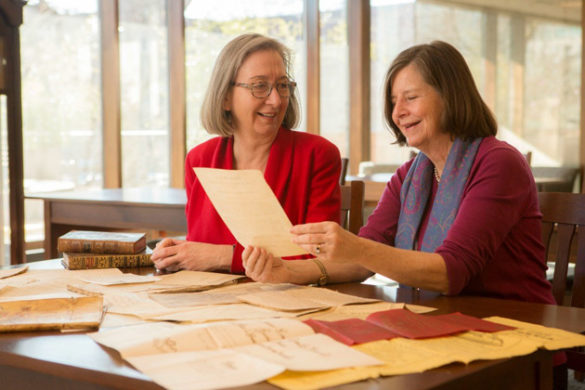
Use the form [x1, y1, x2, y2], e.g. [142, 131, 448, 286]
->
[61, 247, 153, 270]
[57, 230, 147, 254]
[0, 296, 104, 333]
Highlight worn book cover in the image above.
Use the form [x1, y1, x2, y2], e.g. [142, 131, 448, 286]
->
[57, 230, 147, 254]
[0, 296, 104, 332]
[61, 247, 153, 270]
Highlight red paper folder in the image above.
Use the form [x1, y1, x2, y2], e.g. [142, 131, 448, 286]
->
[304, 309, 516, 345]
[304, 318, 400, 345]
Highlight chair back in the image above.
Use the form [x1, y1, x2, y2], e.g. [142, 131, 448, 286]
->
[532, 166, 579, 192]
[340, 181, 365, 234]
[358, 161, 400, 176]
[339, 157, 349, 185]
[538, 192, 585, 307]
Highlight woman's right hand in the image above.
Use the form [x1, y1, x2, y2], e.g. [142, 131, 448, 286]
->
[151, 238, 232, 272]
[242, 246, 290, 283]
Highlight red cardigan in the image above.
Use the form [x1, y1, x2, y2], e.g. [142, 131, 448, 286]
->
[184, 127, 341, 273]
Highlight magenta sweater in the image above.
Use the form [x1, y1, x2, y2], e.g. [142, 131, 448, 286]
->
[360, 137, 555, 304]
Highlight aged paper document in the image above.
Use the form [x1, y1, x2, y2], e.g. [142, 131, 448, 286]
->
[0, 295, 103, 332]
[268, 315, 585, 390]
[80, 273, 160, 286]
[486, 316, 585, 350]
[146, 270, 244, 293]
[0, 265, 28, 279]
[150, 303, 293, 323]
[193, 168, 307, 257]
[105, 325, 381, 390]
[386, 330, 537, 366]
[67, 282, 178, 318]
[90, 318, 315, 357]
[299, 302, 405, 321]
[237, 285, 379, 312]
[148, 282, 297, 308]
[127, 349, 285, 390]
[267, 331, 538, 390]
[236, 333, 382, 371]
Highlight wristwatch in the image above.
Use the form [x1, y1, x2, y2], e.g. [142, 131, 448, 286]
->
[312, 258, 329, 286]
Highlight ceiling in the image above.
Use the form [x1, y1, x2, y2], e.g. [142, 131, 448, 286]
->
[433, 0, 582, 23]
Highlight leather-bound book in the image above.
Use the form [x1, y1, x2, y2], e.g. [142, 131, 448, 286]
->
[57, 230, 147, 254]
[61, 247, 153, 270]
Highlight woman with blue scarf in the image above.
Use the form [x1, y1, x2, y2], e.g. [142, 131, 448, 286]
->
[242, 41, 554, 306]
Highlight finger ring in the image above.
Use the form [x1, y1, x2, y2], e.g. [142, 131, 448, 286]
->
[315, 245, 321, 255]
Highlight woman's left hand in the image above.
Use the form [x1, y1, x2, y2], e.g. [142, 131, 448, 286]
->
[290, 221, 363, 263]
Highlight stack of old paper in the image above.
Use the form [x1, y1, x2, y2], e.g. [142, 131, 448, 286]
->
[0, 266, 106, 332]
[268, 316, 585, 390]
[3, 263, 585, 390]
[89, 317, 383, 389]
[0, 265, 28, 280]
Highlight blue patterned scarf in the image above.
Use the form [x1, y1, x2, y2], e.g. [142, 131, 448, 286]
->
[395, 137, 482, 252]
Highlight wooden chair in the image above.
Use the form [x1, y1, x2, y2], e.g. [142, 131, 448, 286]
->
[523, 151, 533, 166]
[532, 166, 579, 192]
[339, 157, 349, 185]
[538, 192, 585, 379]
[340, 180, 365, 234]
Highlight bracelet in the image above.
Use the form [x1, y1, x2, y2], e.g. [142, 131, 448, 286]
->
[311, 258, 329, 286]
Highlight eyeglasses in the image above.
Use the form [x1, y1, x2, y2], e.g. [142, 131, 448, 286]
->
[231, 79, 297, 98]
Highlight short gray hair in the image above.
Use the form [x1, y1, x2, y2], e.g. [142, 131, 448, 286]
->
[200, 33, 300, 137]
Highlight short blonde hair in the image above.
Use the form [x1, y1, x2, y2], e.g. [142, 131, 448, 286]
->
[200, 33, 300, 137]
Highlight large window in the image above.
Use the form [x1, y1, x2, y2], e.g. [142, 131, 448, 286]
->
[21, 0, 101, 248]
[320, 0, 349, 158]
[370, 0, 581, 167]
[14, 0, 583, 262]
[119, 0, 169, 187]
[184, 0, 306, 150]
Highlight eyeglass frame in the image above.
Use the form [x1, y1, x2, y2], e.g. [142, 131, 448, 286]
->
[230, 78, 297, 99]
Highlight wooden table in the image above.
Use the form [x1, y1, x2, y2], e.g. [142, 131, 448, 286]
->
[2, 260, 583, 389]
[26, 188, 188, 259]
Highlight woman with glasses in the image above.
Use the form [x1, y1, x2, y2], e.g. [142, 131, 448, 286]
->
[151, 33, 341, 273]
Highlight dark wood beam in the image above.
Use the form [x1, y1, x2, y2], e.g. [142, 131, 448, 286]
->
[581, 0, 585, 193]
[0, 1, 24, 264]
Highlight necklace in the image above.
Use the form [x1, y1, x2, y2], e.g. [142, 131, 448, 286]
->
[434, 167, 441, 183]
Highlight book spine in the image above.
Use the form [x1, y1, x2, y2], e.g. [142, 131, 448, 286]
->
[58, 239, 145, 254]
[64, 254, 152, 270]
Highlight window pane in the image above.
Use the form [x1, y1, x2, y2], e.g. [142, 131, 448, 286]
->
[370, 0, 581, 168]
[521, 18, 580, 165]
[370, 1, 416, 164]
[320, 0, 349, 158]
[21, 0, 101, 248]
[119, 0, 169, 187]
[184, 0, 305, 149]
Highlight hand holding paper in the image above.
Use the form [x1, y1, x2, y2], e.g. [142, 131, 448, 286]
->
[194, 168, 308, 257]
